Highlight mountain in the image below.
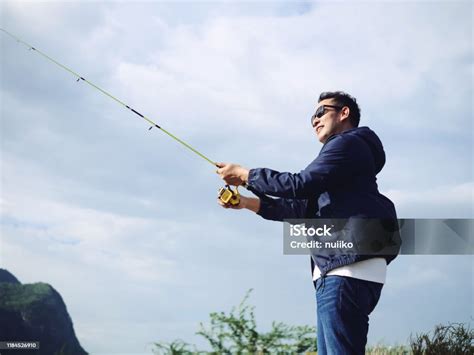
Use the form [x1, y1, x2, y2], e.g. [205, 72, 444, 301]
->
[0, 269, 88, 355]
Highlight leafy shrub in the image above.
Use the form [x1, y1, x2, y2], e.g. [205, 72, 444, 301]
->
[410, 322, 473, 355]
[152, 289, 316, 354]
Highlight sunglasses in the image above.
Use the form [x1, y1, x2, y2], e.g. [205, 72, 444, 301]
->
[311, 105, 343, 127]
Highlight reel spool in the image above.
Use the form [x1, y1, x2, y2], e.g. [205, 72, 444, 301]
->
[218, 185, 240, 206]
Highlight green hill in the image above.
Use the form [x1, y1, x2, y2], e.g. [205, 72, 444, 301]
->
[0, 269, 87, 355]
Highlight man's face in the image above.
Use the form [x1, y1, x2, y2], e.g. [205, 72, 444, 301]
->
[311, 99, 347, 143]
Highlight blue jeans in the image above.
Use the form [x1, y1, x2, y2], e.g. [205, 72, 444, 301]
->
[315, 276, 383, 355]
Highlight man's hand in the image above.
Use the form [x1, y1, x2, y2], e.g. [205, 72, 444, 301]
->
[217, 195, 261, 213]
[217, 195, 248, 210]
[216, 162, 249, 186]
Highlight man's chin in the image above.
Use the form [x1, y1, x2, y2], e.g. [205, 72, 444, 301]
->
[316, 133, 327, 143]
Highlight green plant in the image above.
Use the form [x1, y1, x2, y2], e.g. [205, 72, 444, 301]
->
[152, 339, 198, 355]
[410, 322, 473, 355]
[152, 289, 316, 354]
[366, 343, 411, 355]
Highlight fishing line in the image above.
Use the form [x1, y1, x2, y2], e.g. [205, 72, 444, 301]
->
[0, 28, 217, 167]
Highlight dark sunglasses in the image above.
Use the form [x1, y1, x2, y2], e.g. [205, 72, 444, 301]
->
[311, 105, 343, 126]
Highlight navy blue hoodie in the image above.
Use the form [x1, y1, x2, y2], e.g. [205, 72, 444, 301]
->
[246, 126, 400, 276]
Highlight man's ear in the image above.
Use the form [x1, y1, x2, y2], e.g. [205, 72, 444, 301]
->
[340, 106, 350, 122]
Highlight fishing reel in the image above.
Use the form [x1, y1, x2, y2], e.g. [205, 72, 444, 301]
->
[218, 185, 240, 206]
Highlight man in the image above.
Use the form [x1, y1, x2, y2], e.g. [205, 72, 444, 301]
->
[216, 91, 399, 355]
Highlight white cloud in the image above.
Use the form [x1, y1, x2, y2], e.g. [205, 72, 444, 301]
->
[386, 182, 474, 217]
[1, 194, 181, 282]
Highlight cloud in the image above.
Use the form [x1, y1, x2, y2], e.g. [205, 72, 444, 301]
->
[385, 182, 474, 218]
[1, 189, 180, 283]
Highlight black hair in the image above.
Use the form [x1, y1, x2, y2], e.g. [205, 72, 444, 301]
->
[318, 91, 361, 127]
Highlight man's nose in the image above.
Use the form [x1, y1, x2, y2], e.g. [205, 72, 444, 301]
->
[312, 116, 320, 127]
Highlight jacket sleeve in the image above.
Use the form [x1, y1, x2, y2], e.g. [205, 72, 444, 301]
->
[256, 197, 308, 222]
[247, 135, 353, 199]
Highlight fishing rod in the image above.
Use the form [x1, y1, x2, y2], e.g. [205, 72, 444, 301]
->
[1, 28, 241, 206]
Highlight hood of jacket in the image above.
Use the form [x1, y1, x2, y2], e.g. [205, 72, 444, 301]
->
[339, 126, 386, 174]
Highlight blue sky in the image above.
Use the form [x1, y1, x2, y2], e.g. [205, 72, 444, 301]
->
[1, 1, 472, 354]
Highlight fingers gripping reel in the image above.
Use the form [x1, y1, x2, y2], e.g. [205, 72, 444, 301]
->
[218, 185, 240, 206]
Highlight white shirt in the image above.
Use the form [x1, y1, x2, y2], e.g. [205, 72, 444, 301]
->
[312, 257, 387, 284]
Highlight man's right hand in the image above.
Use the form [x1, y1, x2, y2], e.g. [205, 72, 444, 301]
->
[216, 162, 249, 186]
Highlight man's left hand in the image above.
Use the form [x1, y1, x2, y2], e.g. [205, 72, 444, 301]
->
[216, 162, 249, 186]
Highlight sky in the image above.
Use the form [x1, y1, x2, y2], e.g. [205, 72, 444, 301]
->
[0, 1, 473, 354]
